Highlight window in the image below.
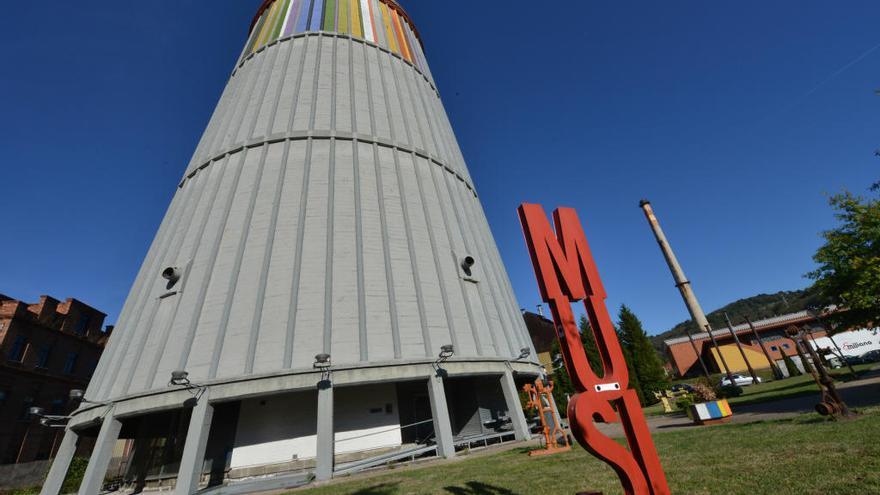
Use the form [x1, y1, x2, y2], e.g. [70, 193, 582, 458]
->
[36, 345, 51, 368]
[8, 335, 27, 362]
[74, 316, 90, 336]
[63, 352, 79, 375]
[770, 346, 778, 352]
[782, 344, 791, 350]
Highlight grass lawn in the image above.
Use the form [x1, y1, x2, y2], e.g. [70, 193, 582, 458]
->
[642, 363, 877, 416]
[293, 406, 880, 495]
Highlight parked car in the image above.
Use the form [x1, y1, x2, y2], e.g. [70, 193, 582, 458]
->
[719, 374, 762, 387]
[859, 350, 880, 363]
[844, 355, 865, 366]
[670, 383, 694, 393]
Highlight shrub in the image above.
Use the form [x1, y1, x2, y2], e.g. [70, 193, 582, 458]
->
[674, 396, 695, 410]
[690, 383, 717, 402]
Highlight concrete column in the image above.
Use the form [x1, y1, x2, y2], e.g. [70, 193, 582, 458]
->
[175, 392, 214, 495]
[78, 414, 122, 495]
[315, 381, 334, 481]
[500, 370, 531, 442]
[427, 373, 455, 458]
[40, 428, 79, 495]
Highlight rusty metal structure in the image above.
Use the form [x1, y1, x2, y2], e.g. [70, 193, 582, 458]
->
[523, 379, 569, 456]
[785, 325, 854, 419]
[520, 203, 670, 495]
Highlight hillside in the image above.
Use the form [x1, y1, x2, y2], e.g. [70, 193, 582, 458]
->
[650, 287, 821, 352]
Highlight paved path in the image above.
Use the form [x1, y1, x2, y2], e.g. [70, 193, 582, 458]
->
[597, 369, 880, 438]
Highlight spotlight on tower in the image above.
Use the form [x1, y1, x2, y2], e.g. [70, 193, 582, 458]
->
[460, 256, 475, 276]
[518, 347, 531, 360]
[439, 344, 455, 360]
[162, 267, 182, 284]
[314, 353, 332, 369]
[169, 370, 191, 386]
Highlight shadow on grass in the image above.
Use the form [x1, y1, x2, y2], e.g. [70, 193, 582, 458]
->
[444, 481, 521, 495]
[348, 482, 401, 495]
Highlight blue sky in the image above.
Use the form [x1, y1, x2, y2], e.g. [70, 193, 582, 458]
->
[0, 1, 877, 335]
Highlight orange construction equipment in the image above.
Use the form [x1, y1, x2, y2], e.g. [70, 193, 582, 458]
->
[523, 379, 571, 456]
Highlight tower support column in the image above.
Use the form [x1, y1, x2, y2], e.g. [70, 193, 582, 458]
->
[500, 370, 531, 441]
[427, 373, 455, 458]
[315, 381, 334, 481]
[175, 392, 214, 494]
[40, 428, 80, 495]
[78, 413, 122, 495]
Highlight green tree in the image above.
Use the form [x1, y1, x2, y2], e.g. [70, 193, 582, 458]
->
[782, 353, 802, 377]
[548, 315, 607, 415]
[617, 305, 669, 405]
[808, 191, 880, 331]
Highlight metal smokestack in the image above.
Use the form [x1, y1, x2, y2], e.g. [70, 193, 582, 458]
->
[639, 200, 734, 381]
[639, 200, 711, 332]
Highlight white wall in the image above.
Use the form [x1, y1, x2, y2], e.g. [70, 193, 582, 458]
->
[335, 383, 402, 455]
[231, 390, 318, 469]
[810, 328, 880, 358]
[230, 383, 403, 469]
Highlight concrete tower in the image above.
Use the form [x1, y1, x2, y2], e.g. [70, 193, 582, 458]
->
[42, 2, 541, 493]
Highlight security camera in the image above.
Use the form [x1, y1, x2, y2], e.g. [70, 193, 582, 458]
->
[461, 256, 475, 275]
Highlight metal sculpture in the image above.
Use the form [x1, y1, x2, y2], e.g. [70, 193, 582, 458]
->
[518, 204, 671, 495]
[523, 379, 570, 456]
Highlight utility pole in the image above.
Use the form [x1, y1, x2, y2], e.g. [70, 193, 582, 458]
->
[745, 316, 782, 379]
[639, 200, 735, 385]
[723, 312, 759, 384]
[683, 326, 711, 380]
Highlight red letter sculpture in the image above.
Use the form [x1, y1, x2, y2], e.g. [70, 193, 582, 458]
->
[518, 204, 670, 495]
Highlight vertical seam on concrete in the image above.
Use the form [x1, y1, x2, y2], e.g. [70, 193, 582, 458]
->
[324, 138, 336, 355]
[285, 36, 311, 134]
[323, 36, 339, 356]
[442, 171, 500, 355]
[353, 140, 367, 362]
[429, 165, 483, 356]
[264, 39, 295, 138]
[144, 163, 229, 387]
[176, 151, 249, 371]
[283, 139, 314, 368]
[362, 43, 377, 140]
[119, 168, 212, 393]
[245, 41, 281, 141]
[209, 145, 270, 379]
[411, 155, 458, 353]
[454, 184, 517, 357]
[225, 51, 265, 151]
[245, 140, 292, 374]
[373, 152, 401, 359]
[393, 151, 432, 357]
[350, 39, 368, 361]
[284, 33, 324, 368]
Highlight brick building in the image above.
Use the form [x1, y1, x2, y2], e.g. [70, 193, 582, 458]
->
[0, 294, 110, 464]
[663, 310, 827, 378]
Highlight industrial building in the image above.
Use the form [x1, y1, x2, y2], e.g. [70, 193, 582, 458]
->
[40, 1, 541, 494]
[663, 309, 876, 377]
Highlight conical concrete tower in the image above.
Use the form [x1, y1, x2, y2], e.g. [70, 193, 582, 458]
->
[43, 2, 540, 493]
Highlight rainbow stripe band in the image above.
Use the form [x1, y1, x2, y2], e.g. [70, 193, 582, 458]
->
[243, 0, 426, 74]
